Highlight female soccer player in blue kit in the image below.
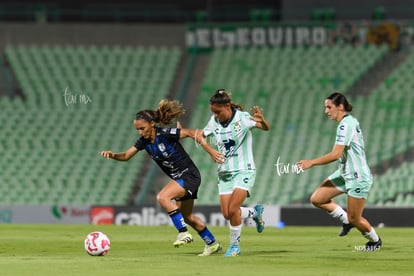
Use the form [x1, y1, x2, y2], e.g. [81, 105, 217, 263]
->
[100, 99, 222, 256]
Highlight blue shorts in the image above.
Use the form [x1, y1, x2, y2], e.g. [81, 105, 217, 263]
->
[174, 168, 201, 201]
[217, 170, 256, 196]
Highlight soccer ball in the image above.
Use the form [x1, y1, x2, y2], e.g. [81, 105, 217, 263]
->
[84, 231, 111, 256]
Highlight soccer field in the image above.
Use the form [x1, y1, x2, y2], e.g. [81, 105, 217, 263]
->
[0, 225, 413, 276]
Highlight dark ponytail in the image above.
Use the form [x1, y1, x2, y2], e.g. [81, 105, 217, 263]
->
[135, 99, 185, 127]
[209, 89, 243, 111]
[326, 92, 353, 112]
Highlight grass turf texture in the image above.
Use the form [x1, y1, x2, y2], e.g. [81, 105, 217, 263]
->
[0, 225, 413, 276]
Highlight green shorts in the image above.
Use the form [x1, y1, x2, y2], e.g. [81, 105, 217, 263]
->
[328, 170, 373, 199]
[217, 170, 256, 195]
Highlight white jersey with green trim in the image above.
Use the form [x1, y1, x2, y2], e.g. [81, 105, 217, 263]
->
[203, 109, 257, 172]
[335, 114, 373, 182]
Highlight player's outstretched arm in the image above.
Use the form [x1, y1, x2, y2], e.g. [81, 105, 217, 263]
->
[177, 122, 224, 164]
[250, 105, 270, 130]
[298, 144, 345, 170]
[194, 130, 225, 164]
[100, 146, 138, 161]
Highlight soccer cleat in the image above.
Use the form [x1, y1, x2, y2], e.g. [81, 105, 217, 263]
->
[198, 242, 222, 256]
[365, 238, 382, 251]
[339, 223, 355, 236]
[173, 232, 193, 248]
[253, 204, 265, 233]
[223, 243, 241, 257]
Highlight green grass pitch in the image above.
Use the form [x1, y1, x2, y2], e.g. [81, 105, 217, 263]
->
[0, 225, 413, 276]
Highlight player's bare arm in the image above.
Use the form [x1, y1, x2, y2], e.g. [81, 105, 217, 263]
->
[193, 130, 225, 164]
[250, 105, 270, 130]
[298, 144, 345, 170]
[100, 146, 138, 161]
[178, 126, 224, 164]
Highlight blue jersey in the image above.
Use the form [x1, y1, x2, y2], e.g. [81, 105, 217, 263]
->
[134, 127, 198, 180]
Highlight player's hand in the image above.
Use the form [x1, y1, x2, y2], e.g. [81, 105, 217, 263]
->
[100, 151, 113, 159]
[297, 160, 313, 170]
[250, 105, 265, 122]
[209, 150, 225, 164]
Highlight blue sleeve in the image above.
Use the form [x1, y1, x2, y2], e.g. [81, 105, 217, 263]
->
[134, 138, 145, 150]
[159, 127, 180, 142]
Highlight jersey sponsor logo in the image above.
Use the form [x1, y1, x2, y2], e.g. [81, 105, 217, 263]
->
[356, 126, 361, 133]
[162, 160, 174, 169]
[214, 126, 233, 135]
[340, 125, 345, 130]
[223, 139, 235, 151]
[222, 139, 236, 157]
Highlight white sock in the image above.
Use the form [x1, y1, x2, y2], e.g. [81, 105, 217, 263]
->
[229, 224, 242, 245]
[240, 207, 255, 219]
[363, 227, 379, 242]
[328, 205, 349, 224]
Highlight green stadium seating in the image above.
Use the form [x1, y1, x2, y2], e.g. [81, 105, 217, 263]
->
[2, 42, 412, 207]
[1, 45, 181, 205]
[182, 44, 412, 206]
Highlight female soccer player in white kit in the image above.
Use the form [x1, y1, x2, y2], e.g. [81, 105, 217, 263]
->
[199, 89, 270, 256]
[298, 92, 381, 251]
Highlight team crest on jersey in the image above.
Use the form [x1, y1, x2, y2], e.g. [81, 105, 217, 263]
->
[158, 143, 169, 156]
[158, 143, 166, 152]
[234, 121, 242, 133]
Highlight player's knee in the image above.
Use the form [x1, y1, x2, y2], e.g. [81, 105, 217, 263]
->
[227, 207, 239, 219]
[183, 215, 192, 224]
[221, 208, 231, 220]
[156, 193, 168, 206]
[221, 211, 230, 220]
[183, 215, 199, 228]
[310, 194, 321, 207]
[347, 214, 361, 225]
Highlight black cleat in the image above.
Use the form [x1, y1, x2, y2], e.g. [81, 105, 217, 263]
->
[339, 223, 355, 236]
[365, 238, 382, 251]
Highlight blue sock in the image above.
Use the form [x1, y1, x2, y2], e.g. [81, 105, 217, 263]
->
[198, 227, 216, 245]
[168, 209, 187, 232]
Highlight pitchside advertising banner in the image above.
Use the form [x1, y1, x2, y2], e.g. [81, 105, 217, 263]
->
[1, 205, 414, 225]
[186, 21, 414, 50]
[90, 205, 281, 227]
[0, 205, 89, 224]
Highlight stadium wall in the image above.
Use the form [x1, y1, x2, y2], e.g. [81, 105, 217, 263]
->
[281, 0, 414, 21]
[0, 23, 186, 50]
